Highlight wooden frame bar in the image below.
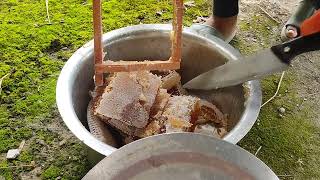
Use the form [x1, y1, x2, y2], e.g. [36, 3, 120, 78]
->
[93, 0, 184, 86]
[93, 0, 104, 86]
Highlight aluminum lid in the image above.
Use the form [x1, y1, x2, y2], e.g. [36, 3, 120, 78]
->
[83, 133, 278, 180]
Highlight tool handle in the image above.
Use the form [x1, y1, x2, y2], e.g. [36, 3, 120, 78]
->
[284, 0, 316, 37]
[272, 9, 320, 63]
[271, 31, 320, 63]
[301, 10, 320, 36]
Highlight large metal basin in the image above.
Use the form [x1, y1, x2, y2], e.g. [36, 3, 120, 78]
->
[56, 24, 262, 157]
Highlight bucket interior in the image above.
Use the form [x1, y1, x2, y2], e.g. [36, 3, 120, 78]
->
[71, 29, 245, 148]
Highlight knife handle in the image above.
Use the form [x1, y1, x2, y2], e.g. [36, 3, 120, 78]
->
[271, 31, 320, 64]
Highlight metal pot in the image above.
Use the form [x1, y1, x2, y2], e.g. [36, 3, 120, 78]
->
[83, 133, 278, 180]
[56, 24, 262, 157]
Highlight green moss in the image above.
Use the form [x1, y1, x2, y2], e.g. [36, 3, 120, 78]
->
[0, 129, 14, 149]
[42, 165, 61, 179]
[0, 161, 14, 180]
[231, 10, 279, 54]
[99, 0, 209, 28]
[18, 151, 33, 163]
[1, 0, 98, 178]
[239, 14, 278, 45]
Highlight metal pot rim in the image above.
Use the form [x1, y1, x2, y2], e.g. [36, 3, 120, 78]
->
[56, 24, 262, 156]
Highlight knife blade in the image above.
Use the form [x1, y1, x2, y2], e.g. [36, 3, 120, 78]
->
[183, 31, 320, 90]
[183, 49, 288, 90]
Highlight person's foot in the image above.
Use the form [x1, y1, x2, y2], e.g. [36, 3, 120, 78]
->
[204, 15, 237, 41]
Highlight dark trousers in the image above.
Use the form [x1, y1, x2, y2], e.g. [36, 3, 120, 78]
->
[313, 0, 320, 9]
[213, 0, 239, 18]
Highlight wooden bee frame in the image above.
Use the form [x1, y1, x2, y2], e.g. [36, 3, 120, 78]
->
[93, 0, 184, 86]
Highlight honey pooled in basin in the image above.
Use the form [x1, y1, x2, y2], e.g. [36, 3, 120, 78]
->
[91, 71, 228, 145]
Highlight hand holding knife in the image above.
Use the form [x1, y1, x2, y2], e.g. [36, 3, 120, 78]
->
[184, 10, 320, 90]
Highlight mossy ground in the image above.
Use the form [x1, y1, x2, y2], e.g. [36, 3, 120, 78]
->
[0, 0, 319, 179]
[233, 5, 320, 179]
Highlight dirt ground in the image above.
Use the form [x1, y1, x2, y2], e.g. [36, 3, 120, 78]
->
[242, 0, 320, 126]
[237, 1, 320, 179]
[244, 0, 320, 125]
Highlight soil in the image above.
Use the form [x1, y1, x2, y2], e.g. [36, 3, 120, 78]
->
[292, 52, 320, 126]
[237, 1, 320, 179]
[240, 0, 320, 126]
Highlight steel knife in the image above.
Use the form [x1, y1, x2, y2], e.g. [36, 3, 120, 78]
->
[183, 31, 320, 90]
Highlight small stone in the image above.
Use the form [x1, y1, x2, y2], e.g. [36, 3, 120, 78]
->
[61, 47, 68, 51]
[56, 176, 61, 180]
[30, 161, 36, 166]
[278, 107, 286, 114]
[6, 149, 20, 159]
[184, 1, 196, 7]
[20, 175, 30, 180]
[36, 139, 46, 146]
[137, 15, 144, 20]
[156, 11, 163, 16]
[59, 139, 67, 146]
